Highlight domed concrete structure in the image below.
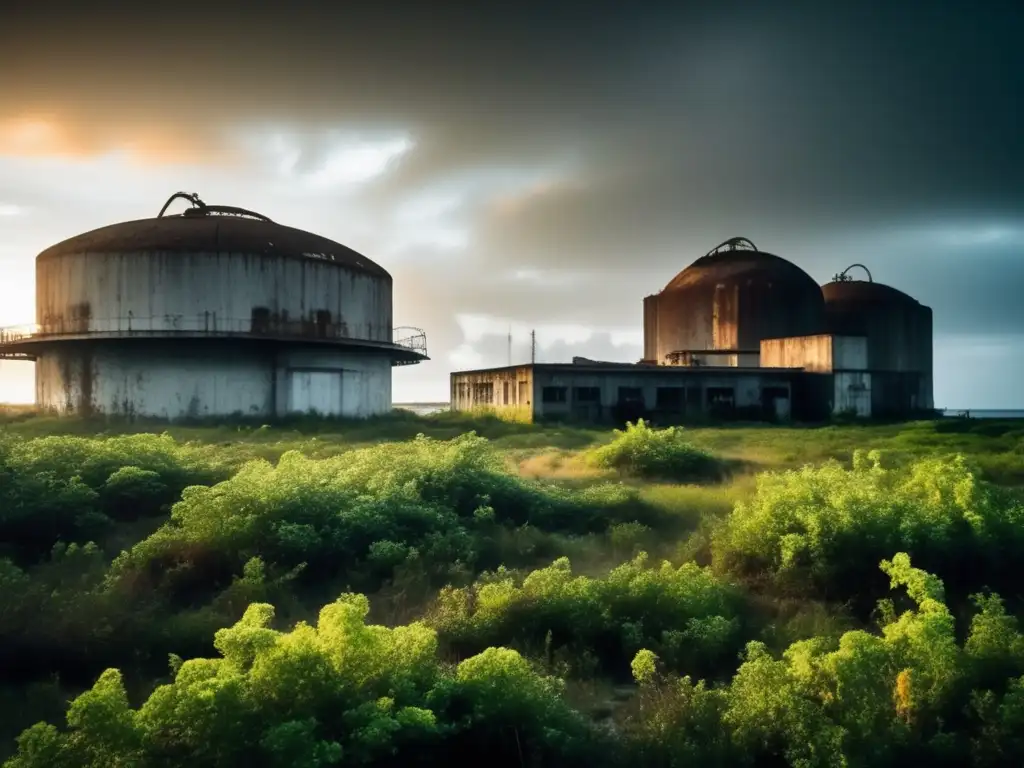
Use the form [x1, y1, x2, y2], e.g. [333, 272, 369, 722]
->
[643, 237, 826, 366]
[0, 192, 428, 419]
[822, 264, 933, 415]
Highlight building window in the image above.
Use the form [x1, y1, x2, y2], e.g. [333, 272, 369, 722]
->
[542, 386, 568, 404]
[618, 387, 643, 404]
[472, 382, 494, 404]
[706, 387, 735, 407]
[574, 386, 600, 403]
[518, 381, 529, 405]
[503, 381, 510, 405]
[656, 387, 684, 409]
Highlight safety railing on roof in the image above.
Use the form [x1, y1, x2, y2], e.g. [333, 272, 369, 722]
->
[0, 317, 428, 356]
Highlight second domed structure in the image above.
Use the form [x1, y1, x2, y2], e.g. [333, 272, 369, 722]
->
[643, 237, 826, 366]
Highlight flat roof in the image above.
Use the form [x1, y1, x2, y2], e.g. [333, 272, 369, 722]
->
[451, 362, 805, 376]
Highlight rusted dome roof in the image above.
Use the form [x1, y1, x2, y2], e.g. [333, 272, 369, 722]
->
[36, 193, 390, 279]
[660, 236, 820, 295]
[822, 279, 923, 307]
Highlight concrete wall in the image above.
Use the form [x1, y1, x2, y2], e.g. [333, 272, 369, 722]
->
[275, 348, 391, 418]
[451, 365, 796, 423]
[832, 336, 868, 370]
[36, 251, 392, 343]
[36, 341, 273, 418]
[760, 335, 867, 373]
[450, 366, 533, 421]
[35, 340, 393, 419]
[834, 371, 872, 417]
[761, 334, 833, 372]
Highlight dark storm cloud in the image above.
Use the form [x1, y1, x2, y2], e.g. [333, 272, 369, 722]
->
[2, 1, 1023, 404]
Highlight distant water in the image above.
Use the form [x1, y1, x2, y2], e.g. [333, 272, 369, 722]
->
[394, 402, 449, 417]
[941, 409, 1024, 419]
[395, 403, 1024, 420]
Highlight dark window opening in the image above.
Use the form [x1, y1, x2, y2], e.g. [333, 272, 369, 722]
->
[251, 306, 271, 333]
[618, 387, 644, 404]
[762, 386, 789, 400]
[574, 386, 600, 403]
[503, 381, 510, 404]
[707, 387, 735, 407]
[542, 386, 568, 404]
[656, 387, 685, 409]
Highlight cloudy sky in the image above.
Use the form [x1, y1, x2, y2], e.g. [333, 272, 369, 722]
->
[1, 1, 1021, 408]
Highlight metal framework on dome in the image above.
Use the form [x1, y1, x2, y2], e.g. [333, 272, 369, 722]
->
[832, 263, 873, 283]
[703, 236, 758, 258]
[157, 191, 275, 223]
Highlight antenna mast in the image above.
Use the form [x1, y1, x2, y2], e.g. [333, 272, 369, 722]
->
[507, 325, 512, 366]
[530, 330, 536, 364]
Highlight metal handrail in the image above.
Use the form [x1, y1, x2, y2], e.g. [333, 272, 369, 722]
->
[0, 317, 427, 356]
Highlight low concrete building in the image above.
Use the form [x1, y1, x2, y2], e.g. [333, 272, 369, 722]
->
[451, 334, 874, 424]
[450, 359, 801, 423]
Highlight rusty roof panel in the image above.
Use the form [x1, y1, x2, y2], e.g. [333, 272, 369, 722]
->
[36, 216, 391, 279]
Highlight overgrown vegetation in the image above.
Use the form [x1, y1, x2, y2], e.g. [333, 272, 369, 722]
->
[584, 419, 722, 481]
[3, 410, 1024, 765]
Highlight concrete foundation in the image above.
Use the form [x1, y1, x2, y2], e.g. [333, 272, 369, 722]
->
[35, 340, 391, 419]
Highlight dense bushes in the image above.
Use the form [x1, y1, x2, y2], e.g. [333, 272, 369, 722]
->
[620, 554, 1024, 767]
[11, 555, 1024, 767]
[4, 596, 609, 768]
[585, 420, 721, 481]
[0, 434, 230, 562]
[712, 450, 1024, 605]
[428, 554, 747, 680]
[109, 433, 647, 600]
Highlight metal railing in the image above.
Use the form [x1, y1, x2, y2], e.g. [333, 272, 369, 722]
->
[0, 317, 428, 357]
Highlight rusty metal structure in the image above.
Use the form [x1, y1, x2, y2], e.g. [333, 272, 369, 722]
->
[643, 236, 826, 366]
[822, 264, 933, 416]
[0, 192, 428, 418]
[451, 239, 935, 424]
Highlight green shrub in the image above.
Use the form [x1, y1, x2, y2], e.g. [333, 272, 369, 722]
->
[3, 596, 609, 768]
[584, 420, 721, 481]
[109, 433, 649, 600]
[621, 554, 1024, 767]
[712, 450, 1024, 605]
[0, 433, 230, 562]
[427, 554, 747, 680]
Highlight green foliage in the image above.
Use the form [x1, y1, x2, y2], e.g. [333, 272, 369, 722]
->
[0, 433, 229, 562]
[109, 433, 646, 601]
[584, 420, 721, 481]
[427, 554, 747, 680]
[4, 596, 606, 768]
[619, 554, 1024, 767]
[712, 450, 1024, 603]
[7, 416, 1024, 765]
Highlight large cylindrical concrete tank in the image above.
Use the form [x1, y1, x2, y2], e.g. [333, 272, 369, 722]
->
[645, 237, 826, 365]
[2, 192, 427, 419]
[822, 264, 933, 416]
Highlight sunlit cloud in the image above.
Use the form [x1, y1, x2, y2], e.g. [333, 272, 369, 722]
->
[234, 127, 414, 190]
[448, 343, 485, 370]
[0, 116, 64, 155]
[455, 313, 640, 350]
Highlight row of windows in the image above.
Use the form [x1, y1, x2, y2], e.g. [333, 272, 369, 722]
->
[540, 385, 788, 408]
[458, 382, 790, 408]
